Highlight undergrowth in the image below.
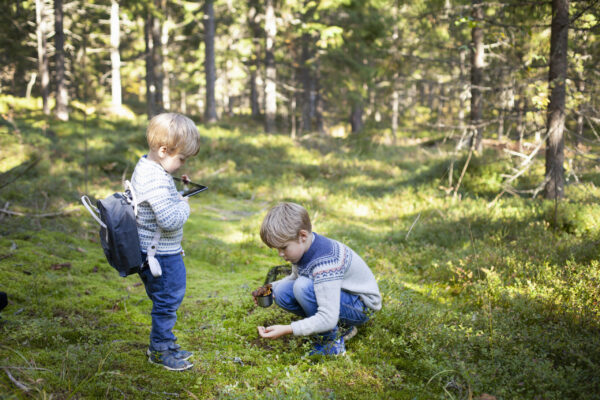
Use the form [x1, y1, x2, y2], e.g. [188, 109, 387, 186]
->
[1, 96, 599, 399]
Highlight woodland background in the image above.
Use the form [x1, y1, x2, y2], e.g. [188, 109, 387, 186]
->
[1, 0, 600, 399]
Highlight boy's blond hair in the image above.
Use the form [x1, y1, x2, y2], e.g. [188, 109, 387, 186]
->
[146, 113, 201, 158]
[260, 202, 312, 248]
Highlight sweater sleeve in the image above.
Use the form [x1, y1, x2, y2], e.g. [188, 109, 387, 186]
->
[145, 179, 190, 231]
[290, 278, 341, 336]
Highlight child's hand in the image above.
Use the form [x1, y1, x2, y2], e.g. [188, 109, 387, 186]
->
[251, 284, 272, 305]
[181, 174, 190, 184]
[178, 193, 189, 203]
[257, 325, 292, 339]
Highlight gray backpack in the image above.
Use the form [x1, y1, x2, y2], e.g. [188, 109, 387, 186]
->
[81, 181, 161, 277]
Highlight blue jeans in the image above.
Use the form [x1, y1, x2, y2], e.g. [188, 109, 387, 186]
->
[139, 253, 186, 352]
[273, 276, 370, 341]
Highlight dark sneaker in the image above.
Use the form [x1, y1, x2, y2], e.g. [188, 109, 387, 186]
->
[148, 349, 193, 371]
[341, 326, 358, 342]
[309, 338, 346, 356]
[147, 347, 193, 361]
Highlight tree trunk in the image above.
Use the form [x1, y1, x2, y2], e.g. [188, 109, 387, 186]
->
[350, 100, 363, 134]
[145, 13, 157, 118]
[469, 0, 484, 151]
[458, 50, 467, 128]
[54, 0, 69, 121]
[110, 0, 122, 108]
[204, 0, 217, 122]
[248, 0, 261, 118]
[391, 74, 399, 143]
[161, 3, 170, 111]
[300, 34, 312, 133]
[315, 60, 324, 135]
[470, 0, 484, 151]
[544, 0, 569, 200]
[151, 2, 164, 113]
[35, 0, 49, 116]
[180, 89, 187, 114]
[575, 76, 584, 148]
[264, 0, 277, 133]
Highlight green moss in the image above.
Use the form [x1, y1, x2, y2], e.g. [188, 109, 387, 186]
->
[1, 96, 599, 398]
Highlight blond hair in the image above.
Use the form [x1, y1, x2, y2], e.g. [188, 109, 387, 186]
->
[260, 202, 312, 248]
[146, 113, 201, 158]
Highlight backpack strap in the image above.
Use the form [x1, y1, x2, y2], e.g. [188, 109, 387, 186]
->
[81, 195, 107, 229]
[123, 180, 163, 277]
[146, 230, 162, 277]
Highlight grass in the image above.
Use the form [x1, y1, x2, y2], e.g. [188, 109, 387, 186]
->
[1, 95, 599, 399]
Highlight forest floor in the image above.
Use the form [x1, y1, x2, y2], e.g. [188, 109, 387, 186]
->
[1, 96, 600, 399]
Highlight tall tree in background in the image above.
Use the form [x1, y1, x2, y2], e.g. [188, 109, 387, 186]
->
[36, 0, 50, 116]
[161, 1, 171, 110]
[54, 0, 69, 121]
[264, 0, 277, 133]
[110, 0, 122, 108]
[470, 0, 483, 151]
[300, 1, 317, 133]
[144, 1, 164, 118]
[204, 0, 217, 122]
[248, 0, 262, 118]
[544, 0, 569, 199]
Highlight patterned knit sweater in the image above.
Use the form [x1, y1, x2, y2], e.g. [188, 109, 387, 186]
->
[131, 156, 190, 255]
[271, 233, 382, 336]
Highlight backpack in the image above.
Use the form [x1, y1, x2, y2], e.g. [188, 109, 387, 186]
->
[81, 181, 161, 277]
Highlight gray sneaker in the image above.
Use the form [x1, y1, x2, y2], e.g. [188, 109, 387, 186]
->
[341, 326, 358, 341]
[147, 347, 193, 361]
[148, 349, 193, 371]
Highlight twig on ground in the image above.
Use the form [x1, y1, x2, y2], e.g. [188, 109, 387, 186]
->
[2, 367, 30, 393]
[453, 142, 475, 200]
[0, 208, 78, 218]
[0, 158, 40, 191]
[0, 202, 10, 222]
[405, 212, 421, 240]
[488, 130, 551, 208]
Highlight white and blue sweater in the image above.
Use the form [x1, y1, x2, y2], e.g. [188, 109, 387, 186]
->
[131, 156, 190, 255]
[272, 233, 382, 336]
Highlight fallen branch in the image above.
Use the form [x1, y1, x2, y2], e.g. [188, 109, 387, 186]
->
[0, 207, 78, 218]
[488, 130, 551, 208]
[453, 142, 475, 200]
[2, 367, 30, 393]
[0, 158, 40, 191]
[405, 212, 421, 240]
[0, 202, 10, 222]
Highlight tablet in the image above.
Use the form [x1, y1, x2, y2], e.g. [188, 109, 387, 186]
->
[174, 177, 208, 197]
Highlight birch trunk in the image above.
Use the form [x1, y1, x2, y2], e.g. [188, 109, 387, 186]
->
[204, 0, 217, 122]
[470, 0, 484, 151]
[36, 0, 49, 115]
[110, 0, 122, 107]
[264, 0, 277, 133]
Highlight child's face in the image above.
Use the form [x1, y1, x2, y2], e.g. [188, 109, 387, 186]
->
[160, 152, 186, 174]
[276, 230, 311, 264]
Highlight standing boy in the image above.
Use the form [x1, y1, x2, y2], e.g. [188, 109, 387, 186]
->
[131, 112, 200, 370]
[254, 202, 382, 355]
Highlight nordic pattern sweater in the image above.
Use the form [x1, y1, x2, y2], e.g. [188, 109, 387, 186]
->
[131, 156, 190, 255]
[272, 233, 382, 336]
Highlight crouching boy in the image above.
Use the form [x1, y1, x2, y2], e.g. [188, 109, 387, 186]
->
[254, 202, 382, 355]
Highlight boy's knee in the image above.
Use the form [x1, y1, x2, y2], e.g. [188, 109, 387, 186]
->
[292, 276, 314, 299]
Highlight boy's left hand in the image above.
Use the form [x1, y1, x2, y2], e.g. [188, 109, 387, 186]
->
[257, 325, 292, 339]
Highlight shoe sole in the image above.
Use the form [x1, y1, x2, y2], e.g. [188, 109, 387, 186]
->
[146, 349, 193, 361]
[309, 350, 346, 356]
[342, 326, 358, 342]
[148, 356, 194, 371]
